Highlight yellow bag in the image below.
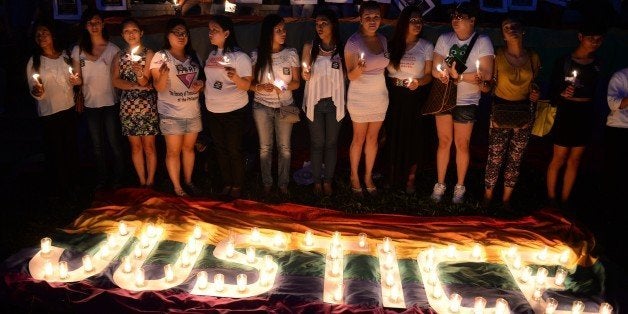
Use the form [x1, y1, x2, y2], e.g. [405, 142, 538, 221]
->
[531, 100, 556, 137]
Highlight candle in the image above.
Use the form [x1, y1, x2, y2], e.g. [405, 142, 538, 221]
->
[475, 59, 480, 75]
[333, 282, 343, 301]
[140, 233, 149, 248]
[359, 52, 365, 61]
[572, 300, 585, 314]
[180, 252, 190, 267]
[226, 240, 235, 258]
[302, 62, 310, 73]
[329, 244, 341, 259]
[520, 266, 532, 283]
[135, 267, 145, 287]
[495, 298, 509, 314]
[389, 283, 400, 302]
[599, 302, 613, 314]
[225, 0, 236, 13]
[449, 293, 462, 313]
[446, 244, 457, 259]
[44, 261, 53, 278]
[107, 234, 117, 249]
[358, 233, 367, 248]
[214, 273, 225, 292]
[134, 246, 142, 259]
[260, 270, 270, 287]
[474, 296, 487, 314]
[507, 244, 518, 259]
[536, 267, 549, 285]
[273, 232, 284, 248]
[513, 255, 522, 270]
[472, 243, 482, 259]
[129, 46, 141, 62]
[331, 257, 342, 277]
[385, 271, 394, 287]
[100, 244, 110, 259]
[32, 73, 42, 85]
[382, 237, 392, 253]
[250, 227, 260, 242]
[264, 255, 274, 272]
[304, 230, 314, 246]
[427, 271, 438, 286]
[40, 237, 52, 256]
[555, 267, 567, 286]
[538, 246, 548, 261]
[572, 70, 578, 80]
[119, 221, 128, 236]
[164, 264, 174, 282]
[237, 273, 247, 292]
[432, 284, 443, 299]
[197, 271, 208, 290]
[193, 224, 202, 239]
[406, 77, 413, 87]
[559, 249, 570, 264]
[545, 297, 559, 314]
[436, 63, 444, 74]
[187, 236, 197, 255]
[123, 256, 132, 273]
[533, 285, 543, 301]
[161, 52, 168, 63]
[384, 252, 394, 270]
[246, 246, 256, 263]
[58, 261, 68, 279]
[332, 231, 341, 247]
[266, 72, 272, 82]
[146, 223, 156, 238]
[218, 54, 231, 66]
[82, 255, 94, 273]
[68, 66, 74, 75]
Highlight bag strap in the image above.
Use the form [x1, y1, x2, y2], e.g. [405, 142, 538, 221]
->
[460, 33, 480, 65]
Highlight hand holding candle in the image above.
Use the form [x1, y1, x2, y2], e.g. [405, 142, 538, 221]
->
[129, 46, 142, 62]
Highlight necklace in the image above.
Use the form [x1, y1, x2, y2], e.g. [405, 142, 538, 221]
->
[318, 43, 336, 54]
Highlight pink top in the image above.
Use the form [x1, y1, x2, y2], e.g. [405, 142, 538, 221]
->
[345, 32, 389, 75]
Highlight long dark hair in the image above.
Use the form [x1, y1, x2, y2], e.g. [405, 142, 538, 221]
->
[31, 19, 71, 72]
[309, 9, 344, 76]
[253, 14, 284, 83]
[208, 14, 240, 55]
[162, 18, 204, 81]
[78, 9, 109, 55]
[389, 6, 423, 70]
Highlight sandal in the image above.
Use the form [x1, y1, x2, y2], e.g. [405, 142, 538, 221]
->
[365, 186, 378, 196]
[350, 178, 363, 196]
[174, 188, 188, 197]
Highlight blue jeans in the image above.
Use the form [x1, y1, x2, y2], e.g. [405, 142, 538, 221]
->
[85, 105, 125, 185]
[252, 102, 293, 188]
[308, 98, 342, 183]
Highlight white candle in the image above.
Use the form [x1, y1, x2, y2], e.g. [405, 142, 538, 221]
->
[44, 261, 53, 278]
[472, 243, 482, 259]
[250, 227, 260, 242]
[449, 293, 462, 313]
[107, 234, 117, 249]
[432, 284, 443, 299]
[40, 237, 52, 256]
[264, 255, 275, 272]
[246, 246, 256, 263]
[140, 233, 149, 248]
[599, 302, 613, 314]
[507, 244, 518, 259]
[123, 256, 132, 273]
[100, 244, 110, 259]
[302, 61, 309, 73]
[180, 252, 190, 267]
[197, 271, 208, 290]
[119, 221, 128, 236]
[135, 267, 145, 287]
[559, 249, 570, 264]
[304, 230, 314, 246]
[382, 237, 392, 253]
[273, 232, 284, 247]
[446, 244, 457, 259]
[333, 282, 343, 301]
[536, 267, 549, 285]
[187, 236, 197, 255]
[495, 298, 509, 314]
[32, 73, 41, 85]
[384, 252, 394, 270]
[214, 273, 225, 292]
[427, 271, 438, 286]
[555, 267, 567, 286]
[520, 266, 532, 283]
[389, 283, 400, 302]
[146, 223, 156, 238]
[331, 258, 342, 277]
[538, 246, 548, 261]
[332, 231, 341, 247]
[129, 46, 140, 62]
[533, 286, 543, 301]
[237, 273, 247, 292]
[385, 271, 394, 287]
[474, 296, 487, 314]
[329, 244, 342, 260]
[513, 255, 522, 270]
[260, 270, 270, 287]
[164, 264, 174, 282]
[545, 297, 559, 314]
[358, 233, 367, 248]
[58, 261, 68, 279]
[193, 224, 202, 240]
[82, 255, 94, 273]
[134, 246, 142, 259]
[572, 300, 585, 314]
[226, 240, 235, 258]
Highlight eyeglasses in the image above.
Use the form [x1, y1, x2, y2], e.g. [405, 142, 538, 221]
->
[409, 18, 423, 24]
[450, 13, 470, 21]
[170, 31, 189, 38]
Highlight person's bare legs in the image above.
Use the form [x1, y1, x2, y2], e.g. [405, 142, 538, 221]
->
[350, 122, 367, 190]
[453, 121, 474, 186]
[142, 135, 157, 186]
[165, 135, 184, 192]
[546, 145, 569, 202]
[128, 136, 146, 185]
[561, 146, 585, 202]
[363, 121, 383, 189]
[434, 115, 453, 185]
[181, 132, 198, 185]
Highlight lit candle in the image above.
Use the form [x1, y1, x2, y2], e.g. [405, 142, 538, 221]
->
[226, 240, 235, 258]
[536, 267, 549, 285]
[197, 271, 208, 290]
[545, 297, 559, 314]
[58, 261, 68, 279]
[273, 232, 284, 247]
[559, 249, 570, 264]
[180, 252, 190, 267]
[331, 257, 342, 277]
[599, 302, 613, 314]
[259, 271, 270, 287]
[44, 261, 53, 278]
[135, 267, 145, 287]
[224, 0, 236, 13]
[237, 273, 247, 292]
[119, 221, 128, 236]
[358, 233, 367, 248]
[432, 284, 443, 299]
[449, 292, 462, 313]
[436, 63, 446, 77]
[384, 252, 394, 270]
[123, 256, 132, 273]
[146, 223, 156, 238]
[333, 282, 343, 301]
[425, 246, 435, 263]
[218, 54, 231, 66]
[389, 283, 400, 302]
[32, 73, 42, 85]
[406, 77, 413, 87]
[164, 264, 174, 282]
[555, 267, 567, 286]
[422, 259, 433, 273]
[332, 231, 341, 247]
[572, 70, 578, 81]
[472, 243, 482, 259]
[140, 233, 149, 248]
[214, 273, 225, 292]
[107, 234, 117, 249]
[68, 66, 74, 76]
[82, 255, 94, 273]
[538, 246, 548, 261]
[40, 237, 52, 256]
[532, 285, 543, 301]
[520, 266, 532, 283]
[385, 271, 394, 287]
[474, 296, 487, 314]
[304, 230, 314, 246]
[266, 72, 272, 82]
[134, 246, 142, 259]
[250, 227, 260, 242]
[572, 300, 585, 314]
[359, 52, 365, 61]
[161, 52, 168, 63]
[475, 59, 480, 75]
[507, 244, 518, 259]
[264, 255, 275, 272]
[427, 271, 438, 286]
[513, 255, 522, 270]
[329, 244, 341, 260]
[382, 237, 392, 253]
[187, 236, 197, 255]
[495, 298, 509, 314]
[193, 224, 202, 240]
[246, 246, 256, 263]
[446, 244, 457, 259]
[100, 244, 110, 259]
[302, 61, 310, 73]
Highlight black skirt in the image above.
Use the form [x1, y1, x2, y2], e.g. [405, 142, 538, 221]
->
[551, 99, 594, 147]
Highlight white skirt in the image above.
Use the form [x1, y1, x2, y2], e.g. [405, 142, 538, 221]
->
[347, 74, 389, 123]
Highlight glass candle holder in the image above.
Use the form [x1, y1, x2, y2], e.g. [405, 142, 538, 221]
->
[545, 297, 559, 314]
[358, 233, 367, 248]
[193, 224, 202, 240]
[82, 255, 94, 273]
[180, 252, 190, 268]
[237, 274, 247, 292]
[333, 282, 343, 301]
[555, 267, 567, 286]
[572, 300, 585, 314]
[446, 244, 457, 259]
[384, 252, 394, 270]
[385, 271, 394, 287]
[58, 261, 68, 279]
[533, 285, 543, 301]
[474, 296, 487, 314]
[538, 246, 548, 261]
[472, 243, 482, 259]
[250, 227, 260, 243]
[123, 256, 132, 273]
[246, 246, 256, 264]
[513, 255, 522, 270]
[389, 283, 400, 302]
[507, 244, 518, 259]
[164, 264, 174, 282]
[273, 232, 284, 248]
[449, 293, 462, 313]
[134, 246, 142, 259]
[146, 223, 156, 238]
[140, 234, 150, 249]
[599, 302, 613, 314]
[135, 267, 145, 287]
[536, 267, 549, 285]
[520, 265, 533, 283]
[214, 273, 225, 292]
[332, 231, 341, 247]
[329, 244, 342, 260]
[495, 298, 509, 314]
[40, 237, 52, 256]
[43, 260, 53, 278]
[559, 249, 570, 264]
[100, 244, 110, 259]
[197, 271, 208, 290]
[119, 221, 128, 236]
[226, 240, 235, 258]
[264, 255, 275, 272]
[432, 284, 443, 299]
[382, 237, 392, 253]
[187, 237, 197, 255]
[331, 258, 342, 277]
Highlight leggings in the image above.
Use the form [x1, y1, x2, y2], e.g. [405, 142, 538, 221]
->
[484, 125, 531, 189]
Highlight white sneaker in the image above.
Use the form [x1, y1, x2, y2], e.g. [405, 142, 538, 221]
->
[452, 185, 466, 204]
[431, 183, 446, 202]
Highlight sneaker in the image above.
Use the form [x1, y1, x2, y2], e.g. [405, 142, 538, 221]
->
[430, 183, 446, 202]
[452, 184, 466, 204]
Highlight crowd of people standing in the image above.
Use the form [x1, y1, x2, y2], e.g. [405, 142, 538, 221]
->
[26, 2, 626, 212]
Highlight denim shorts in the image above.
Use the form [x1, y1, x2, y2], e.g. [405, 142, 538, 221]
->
[159, 114, 203, 135]
[437, 104, 478, 123]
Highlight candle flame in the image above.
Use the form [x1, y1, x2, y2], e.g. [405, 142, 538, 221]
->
[359, 52, 365, 60]
[266, 72, 272, 81]
[572, 70, 578, 78]
[32, 73, 41, 83]
[131, 46, 140, 55]
[475, 59, 480, 69]
[68, 66, 74, 75]
[436, 64, 443, 72]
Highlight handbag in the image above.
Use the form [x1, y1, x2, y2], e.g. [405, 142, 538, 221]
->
[531, 100, 556, 137]
[279, 105, 301, 123]
[421, 33, 479, 116]
[491, 98, 533, 128]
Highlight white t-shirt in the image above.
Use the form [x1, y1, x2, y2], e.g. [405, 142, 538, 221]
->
[71, 42, 119, 108]
[251, 47, 299, 108]
[204, 49, 252, 113]
[149, 50, 202, 119]
[606, 67, 628, 128]
[26, 53, 75, 117]
[387, 38, 434, 80]
[303, 53, 346, 122]
[434, 32, 494, 106]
